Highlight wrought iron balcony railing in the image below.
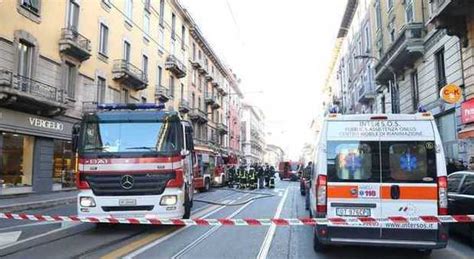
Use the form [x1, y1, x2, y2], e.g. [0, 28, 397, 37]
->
[112, 59, 148, 90]
[59, 28, 92, 62]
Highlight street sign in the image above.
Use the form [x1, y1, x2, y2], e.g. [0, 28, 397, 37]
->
[440, 84, 462, 104]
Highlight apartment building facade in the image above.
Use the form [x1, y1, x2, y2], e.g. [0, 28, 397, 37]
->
[0, 0, 237, 194]
[428, 0, 474, 162]
[241, 104, 265, 165]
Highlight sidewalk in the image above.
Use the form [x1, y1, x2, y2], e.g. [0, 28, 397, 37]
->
[0, 190, 78, 213]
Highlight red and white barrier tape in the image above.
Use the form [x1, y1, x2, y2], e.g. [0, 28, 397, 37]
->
[0, 213, 473, 226]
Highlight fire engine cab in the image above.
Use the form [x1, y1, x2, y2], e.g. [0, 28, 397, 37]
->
[73, 103, 195, 219]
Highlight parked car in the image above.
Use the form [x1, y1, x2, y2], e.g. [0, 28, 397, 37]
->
[447, 171, 474, 246]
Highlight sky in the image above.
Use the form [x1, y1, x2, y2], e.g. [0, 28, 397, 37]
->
[181, 0, 347, 160]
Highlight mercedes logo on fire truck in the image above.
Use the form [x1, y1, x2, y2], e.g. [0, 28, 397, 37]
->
[120, 175, 135, 190]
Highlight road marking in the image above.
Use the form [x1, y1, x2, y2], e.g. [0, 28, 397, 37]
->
[0, 222, 81, 250]
[102, 203, 226, 259]
[171, 198, 254, 259]
[0, 231, 21, 247]
[113, 194, 247, 259]
[257, 187, 289, 259]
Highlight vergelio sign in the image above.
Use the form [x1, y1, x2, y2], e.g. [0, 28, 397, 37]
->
[29, 117, 64, 131]
[461, 98, 474, 124]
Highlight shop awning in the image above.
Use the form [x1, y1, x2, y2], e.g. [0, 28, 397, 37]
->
[458, 125, 474, 139]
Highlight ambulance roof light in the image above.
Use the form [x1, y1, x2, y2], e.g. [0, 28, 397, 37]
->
[97, 103, 165, 110]
[417, 106, 427, 113]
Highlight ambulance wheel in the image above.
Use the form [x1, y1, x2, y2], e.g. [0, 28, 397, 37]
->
[313, 228, 326, 252]
[182, 188, 191, 219]
[416, 249, 432, 257]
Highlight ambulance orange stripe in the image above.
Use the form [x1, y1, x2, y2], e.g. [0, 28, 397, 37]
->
[327, 185, 358, 199]
[380, 186, 437, 200]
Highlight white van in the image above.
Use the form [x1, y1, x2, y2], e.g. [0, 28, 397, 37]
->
[309, 113, 448, 254]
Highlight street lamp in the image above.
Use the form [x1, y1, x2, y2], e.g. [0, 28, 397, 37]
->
[354, 55, 399, 113]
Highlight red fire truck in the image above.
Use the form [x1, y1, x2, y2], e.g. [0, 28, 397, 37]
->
[73, 103, 195, 219]
[192, 148, 213, 192]
[278, 161, 303, 181]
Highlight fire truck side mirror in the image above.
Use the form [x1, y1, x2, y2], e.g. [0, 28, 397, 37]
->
[181, 149, 190, 158]
[72, 124, 80, 152]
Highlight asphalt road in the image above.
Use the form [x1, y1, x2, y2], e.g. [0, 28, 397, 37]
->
[0, 181, 473, 258]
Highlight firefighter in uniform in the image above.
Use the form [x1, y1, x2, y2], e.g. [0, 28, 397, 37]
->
[238, 165, 247, 189]
[228, 165, 236, 188]
[264, 165, 271, 188]
[247, 165, 255, 189]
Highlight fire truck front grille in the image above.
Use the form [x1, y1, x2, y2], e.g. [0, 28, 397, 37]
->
[85, 173, 175, 196]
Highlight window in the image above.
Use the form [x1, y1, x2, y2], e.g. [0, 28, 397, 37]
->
[53, 140, 75, 189]
[192, 43, 196, 60]
[99, 23, 109, 55]
[68, 0, 80, 30]
[435, 48, 446, 90]
[159, 0, 165, 26]
[97, 76, 106, 103]
[181, 25, 186, 50]
[389, 21, 395, 42]
[157, 65, 163, 86]
[0, 132, 34, 189]
[124, 41, 131, 62]
[125, 0, 133, 21]
[198, 97, 201, 110]
[171, 13, 176, 40]
[192, 69, 197, 85]
[142, 55, 148, 78]
[17, 41, 33, 78]
[169, 75, 175, 97]
[387, 0, 394, 11]
[180, 83, 184, 100]
[192, 92, 195, 108]
[405, 0, 414, 23]
[144, 13, 150, 35]
[448, 174, 464, 193]
[460, 175, 474, 195]
[364, 25, 371, 52]
[411, 70, 419, 111]
[158, 29, 164, 52]
[327, 141, 378, 182]
[381, 95, 386, 113]
[65, 62, 76, 99]
[375, 0, 382, 30]
[122, 88, 129, 103]
[144, 0, 151, 12]
[21, 0, 40, 14]
[383, 141, 437, 182]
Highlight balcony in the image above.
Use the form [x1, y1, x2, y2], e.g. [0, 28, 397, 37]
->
[217, 122, 228, 135]
[198, 63, 208, 75]
[375, 23, 425, 84]
[179, 99, 190, 113]
[428, 0, 474, 46]
[212, 98, 221, 110]
[165, 55, 187, 79]
[112, 60, 148, 90]
[357, 82, 376, 103]
[189, 108, 208, 123]
[0, 70, 66, 115]
[190, 58, 201, 69]
[205, 73, 214, 82]
[58, 28, 91, 62]
[205, 93, 216, 105]
[155, 86, 170, 103]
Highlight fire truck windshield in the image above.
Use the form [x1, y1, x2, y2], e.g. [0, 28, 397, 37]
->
[80, 121, 183, 155]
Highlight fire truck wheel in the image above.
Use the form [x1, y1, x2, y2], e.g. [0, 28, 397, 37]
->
[183, 188, 191, 219]
[204, 178, 210, 192]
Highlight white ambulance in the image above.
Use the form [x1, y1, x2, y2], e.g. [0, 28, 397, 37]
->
[309, 113, 449, 254]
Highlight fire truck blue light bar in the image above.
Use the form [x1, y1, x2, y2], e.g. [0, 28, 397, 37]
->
[97, 103, 165, 110]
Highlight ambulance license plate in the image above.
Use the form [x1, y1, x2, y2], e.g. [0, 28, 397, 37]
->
[119, 199, 137, 206]
[336, 208, 370, 217]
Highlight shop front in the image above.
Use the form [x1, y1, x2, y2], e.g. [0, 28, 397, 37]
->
[0, 108, 75, 194]
[459, 98, 474, 168]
